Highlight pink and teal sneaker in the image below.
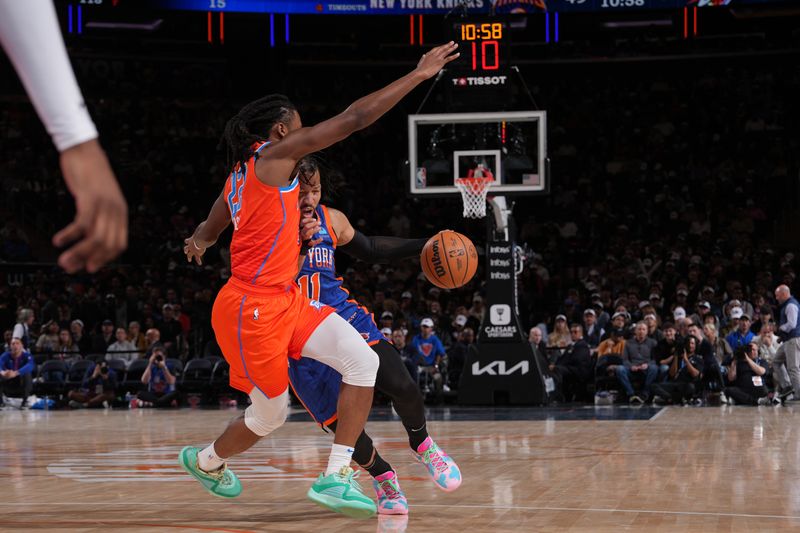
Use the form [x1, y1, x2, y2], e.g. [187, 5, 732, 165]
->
[372, 470, 409, 515]
[413, 437, 462, 492]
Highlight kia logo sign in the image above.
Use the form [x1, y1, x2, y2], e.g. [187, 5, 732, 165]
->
[471, 360, 529, 376]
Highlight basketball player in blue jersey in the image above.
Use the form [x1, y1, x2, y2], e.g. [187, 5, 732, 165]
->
[292, 157, 462, 514]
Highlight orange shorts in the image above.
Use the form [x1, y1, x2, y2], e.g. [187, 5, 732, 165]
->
[211, 276, 335, 398]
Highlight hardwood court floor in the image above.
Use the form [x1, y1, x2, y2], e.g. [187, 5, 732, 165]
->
[1, 405, 800, 532]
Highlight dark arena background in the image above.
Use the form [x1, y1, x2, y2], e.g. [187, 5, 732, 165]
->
[1, 0, 800, 531]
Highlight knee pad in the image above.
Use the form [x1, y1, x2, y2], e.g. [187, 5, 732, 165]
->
[244, 390, 288, 437]
[339, 337, 379, 387]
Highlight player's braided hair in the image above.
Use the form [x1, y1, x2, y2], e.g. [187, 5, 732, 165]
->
[296, 153, 345, 201]
[219, 94, 296, 171]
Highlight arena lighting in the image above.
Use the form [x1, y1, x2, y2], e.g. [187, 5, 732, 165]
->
[603, 20, 673, 28]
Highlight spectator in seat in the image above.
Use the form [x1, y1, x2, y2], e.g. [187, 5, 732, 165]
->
[548, 315, 571, 349]
[411, 317, 446, 402]
[34, 320, 60, 355]
[582, 309, 603, 348]
[391, 329, 418, 384]
[615, 322, 658, 403]
[655, 322, 679, 380]
[144, 328, 163, 356]
[469, 295, 485, 324]
[128, 321, 147, 353]
[106, 327, 138, 367]
[597, 327, 626, 360]
[2, 330, 11, 352]
[689, 300, 713, 327]
[751, 306, 774, 337]
[722, 306, 743, 337]
[67, 361, 118, 409]
[447, 327, 474, 391]
[651, 335, 703, 405]
[0, 338, 34, 408]
[55, 328, 81, 364]
[173, 303, 191, 338]
[529, 326, 547, 356]
[91, 319, 116, 355]
[774, 284, 800, 401]
[549, 324, 592, 402]
[449, 314, 467, 345]
[137, 348, 178, 408]
[726, 313, 755, 351]
[70, 319, 91, 355]
[753, 325, 779, 368]
[12, 308, 34, 349]
[158, 304, 183, 355]
[724, 343, 769, 405]
[644, 313, 663, 342]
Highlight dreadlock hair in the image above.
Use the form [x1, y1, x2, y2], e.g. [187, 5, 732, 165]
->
[219, 94, 296, 171]
[296, 153, 346, 202]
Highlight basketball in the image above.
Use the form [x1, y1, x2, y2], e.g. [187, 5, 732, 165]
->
[421, 230, 478, 289]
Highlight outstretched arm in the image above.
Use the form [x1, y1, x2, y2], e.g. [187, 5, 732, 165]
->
[327, 208, 427, 263]
[256, 42, 460, 187]
[0, 0, 128, 273]
[184, 190, 230, 265]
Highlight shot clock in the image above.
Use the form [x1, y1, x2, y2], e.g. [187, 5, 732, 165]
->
[451, 18, 510, 75]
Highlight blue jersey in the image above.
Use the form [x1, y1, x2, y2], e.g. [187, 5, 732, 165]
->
[289, 204, 384, 426]
[296, 205, 384, 345]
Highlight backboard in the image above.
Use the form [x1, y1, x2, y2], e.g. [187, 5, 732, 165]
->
[408, 111, 547, 197]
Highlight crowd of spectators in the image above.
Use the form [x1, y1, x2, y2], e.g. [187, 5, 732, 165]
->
[0, 32, 798, 408]
[530, 283, 800, 406]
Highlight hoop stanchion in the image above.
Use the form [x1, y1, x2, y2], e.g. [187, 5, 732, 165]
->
[454, 177, 493, 218]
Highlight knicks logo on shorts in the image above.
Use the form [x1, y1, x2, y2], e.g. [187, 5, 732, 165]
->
[309, 300, 323, 311]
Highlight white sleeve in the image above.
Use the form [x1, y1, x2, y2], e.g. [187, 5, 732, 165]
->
[0, 0, 98, 151]
[12, 324, 24, 340]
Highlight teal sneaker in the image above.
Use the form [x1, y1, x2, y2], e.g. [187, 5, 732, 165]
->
[307, 466, 377, 519]
[178, 446, 242, 499]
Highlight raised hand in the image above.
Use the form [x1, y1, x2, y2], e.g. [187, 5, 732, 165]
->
[414, 42, 460, 80]
[53, 139, 128, 273]
[300, 216, 323, 247]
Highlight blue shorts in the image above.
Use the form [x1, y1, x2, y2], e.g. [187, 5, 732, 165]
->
[338, 300, 385, 345]
[288, 356, 342, 426]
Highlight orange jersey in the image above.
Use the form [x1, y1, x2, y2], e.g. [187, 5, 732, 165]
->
[225, 142, 301, 288]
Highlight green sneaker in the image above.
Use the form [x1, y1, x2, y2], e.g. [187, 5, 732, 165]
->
[178, 446, 242, 499]
[307, 466, 377, 519]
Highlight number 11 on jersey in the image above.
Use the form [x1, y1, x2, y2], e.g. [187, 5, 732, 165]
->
[298, 272, 321, 301]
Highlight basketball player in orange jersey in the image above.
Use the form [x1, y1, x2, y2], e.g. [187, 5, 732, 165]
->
[186, 157, 462, 516]
[178, 42, 459, 519]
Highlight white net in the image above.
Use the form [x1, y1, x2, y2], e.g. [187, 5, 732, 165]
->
[455, 177, 493, 218]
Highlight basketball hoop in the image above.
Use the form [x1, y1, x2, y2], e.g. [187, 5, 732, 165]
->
[455, 177, 493, 218]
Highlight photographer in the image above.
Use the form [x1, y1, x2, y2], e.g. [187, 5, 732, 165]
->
[137, 348, 177, 408]
[651, 335, 703, 405]
[724, 343, 769, 406]
[67, 361, 118, 409]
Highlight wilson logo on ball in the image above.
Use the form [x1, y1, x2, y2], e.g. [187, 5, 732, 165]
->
[430, 239, 447, 277]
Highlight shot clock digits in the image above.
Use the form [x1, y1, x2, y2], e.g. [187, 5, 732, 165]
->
[453, 20, 508, 74]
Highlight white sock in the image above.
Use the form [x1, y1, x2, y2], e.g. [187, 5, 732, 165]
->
[326, 443, 354, 476]
[198, 442, 225, 472]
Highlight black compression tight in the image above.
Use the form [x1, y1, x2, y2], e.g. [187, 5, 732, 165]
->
[327, 339, 428, 462]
